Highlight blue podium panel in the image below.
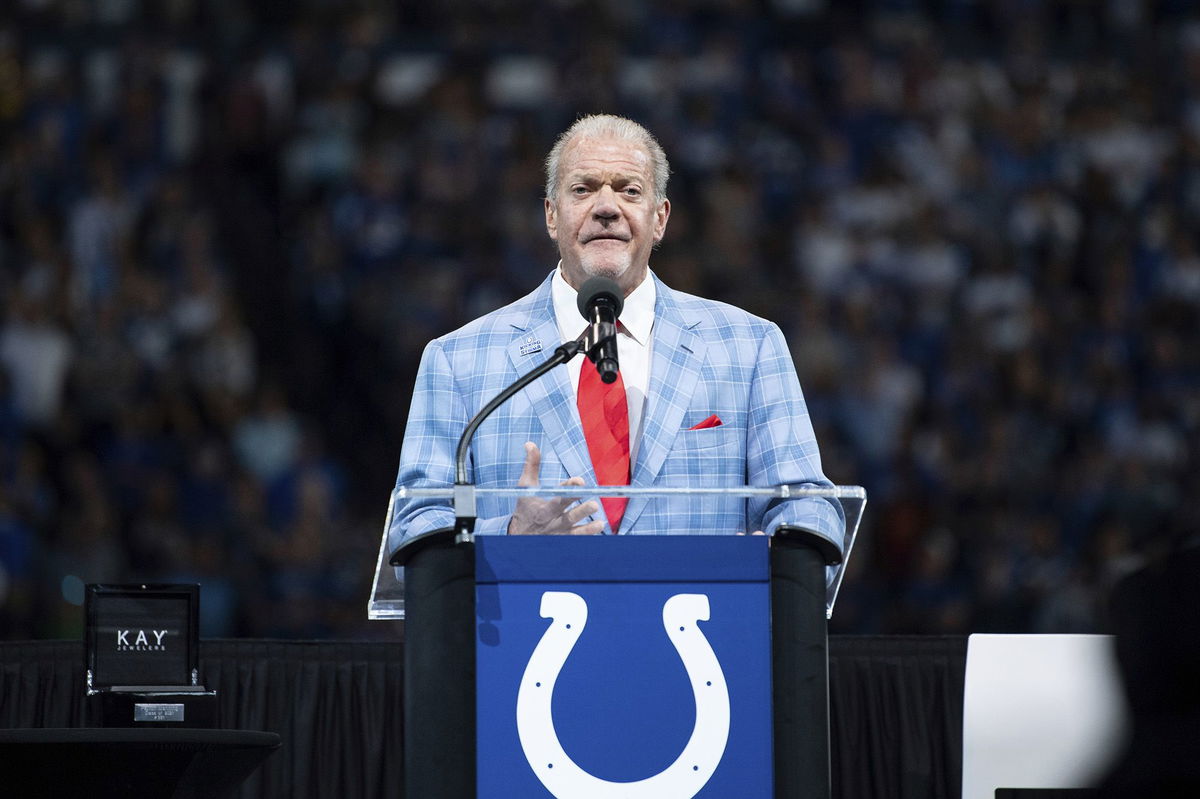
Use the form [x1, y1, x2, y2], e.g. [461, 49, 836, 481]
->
[476, 536, 773, 799]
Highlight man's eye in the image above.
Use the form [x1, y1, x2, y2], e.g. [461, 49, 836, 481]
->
[624, 187, 642, 197]
[571, 186, 590, 195]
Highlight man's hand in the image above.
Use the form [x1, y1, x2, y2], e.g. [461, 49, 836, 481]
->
[508, 442, 605, 535]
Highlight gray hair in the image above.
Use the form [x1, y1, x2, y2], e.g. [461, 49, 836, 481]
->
[544, 114, 670, 203]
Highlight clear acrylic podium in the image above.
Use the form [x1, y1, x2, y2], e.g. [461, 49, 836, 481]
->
[368, 484, 864, 799]
[368, 484, 866, 621]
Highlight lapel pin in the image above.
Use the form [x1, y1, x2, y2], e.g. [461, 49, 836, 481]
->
[519, 336, 543, 356]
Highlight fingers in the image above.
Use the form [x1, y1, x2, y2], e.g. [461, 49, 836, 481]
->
[565, 500, 601, 525]
[518, 446, 585, 495]
[544, 475, 586, 516]
[517, 442, 540, 487]
[509, 500, 602, 536]
[564, 519, 605, 535]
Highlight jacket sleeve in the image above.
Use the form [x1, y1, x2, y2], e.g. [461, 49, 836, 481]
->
[387, 338, 511, 556]
[746, 321, 846, 557]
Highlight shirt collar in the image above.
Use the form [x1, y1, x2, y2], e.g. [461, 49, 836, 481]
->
[551, 264, 656, 345]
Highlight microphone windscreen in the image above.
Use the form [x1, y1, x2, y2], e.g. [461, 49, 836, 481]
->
[576, 276, 624, 319]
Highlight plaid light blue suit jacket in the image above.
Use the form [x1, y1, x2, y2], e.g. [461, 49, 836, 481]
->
[389, 271, 844, 558]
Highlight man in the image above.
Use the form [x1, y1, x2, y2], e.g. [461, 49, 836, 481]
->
[390, 114, 843, 564]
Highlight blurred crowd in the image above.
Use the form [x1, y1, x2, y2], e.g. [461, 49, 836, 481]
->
[1, 0, 1197, 639]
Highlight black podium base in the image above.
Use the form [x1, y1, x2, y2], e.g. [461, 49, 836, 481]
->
[0, 728, 281, 799]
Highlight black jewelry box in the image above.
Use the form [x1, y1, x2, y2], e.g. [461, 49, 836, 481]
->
[84, 584, 216, 728]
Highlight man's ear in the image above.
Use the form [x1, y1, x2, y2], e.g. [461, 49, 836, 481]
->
[544, 197, 558, 241]
[653, 198, 671, 243]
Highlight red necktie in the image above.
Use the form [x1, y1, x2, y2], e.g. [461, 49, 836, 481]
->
[577, 362, 630, 533]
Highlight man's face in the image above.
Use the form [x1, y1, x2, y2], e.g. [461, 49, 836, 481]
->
[545, 135, 670, 296]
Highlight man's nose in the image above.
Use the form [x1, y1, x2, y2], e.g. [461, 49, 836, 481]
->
[592, 185, 619, 219]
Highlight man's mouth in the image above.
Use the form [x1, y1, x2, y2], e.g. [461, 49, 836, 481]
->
[584, 233, 629, 243]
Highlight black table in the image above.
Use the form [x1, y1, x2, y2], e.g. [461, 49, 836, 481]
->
[0, 728, 281, 799]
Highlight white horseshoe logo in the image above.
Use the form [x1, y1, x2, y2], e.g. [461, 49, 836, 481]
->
[516, 591, 730, 798]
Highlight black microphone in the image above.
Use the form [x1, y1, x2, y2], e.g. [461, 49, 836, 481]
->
[577, 276, 624, 384]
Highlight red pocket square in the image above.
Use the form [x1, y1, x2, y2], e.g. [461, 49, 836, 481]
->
[688, 414, 723, 430]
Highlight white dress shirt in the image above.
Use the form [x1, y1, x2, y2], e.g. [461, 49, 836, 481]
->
[551, 266, 655, 463]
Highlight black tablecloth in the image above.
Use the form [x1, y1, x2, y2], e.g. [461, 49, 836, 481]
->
[830, 636, 967, 799]
[0, 728, 281, 798]
[0, 636, 965, 799]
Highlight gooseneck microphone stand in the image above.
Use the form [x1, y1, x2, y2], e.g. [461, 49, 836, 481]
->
[451, 337, 585, 543]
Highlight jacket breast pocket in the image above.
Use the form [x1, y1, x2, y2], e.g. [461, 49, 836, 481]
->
[675, 425, 736, 451]
[658, 426, 743, 487]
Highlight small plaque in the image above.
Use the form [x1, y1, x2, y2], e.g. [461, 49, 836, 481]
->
[134, 703, 185, 723]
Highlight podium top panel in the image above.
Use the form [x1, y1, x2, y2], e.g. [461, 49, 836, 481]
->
[475, 535, 769, 584]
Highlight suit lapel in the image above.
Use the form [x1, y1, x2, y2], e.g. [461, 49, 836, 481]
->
[505, 285, 593, 483]
[623, 281, 707, 532]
